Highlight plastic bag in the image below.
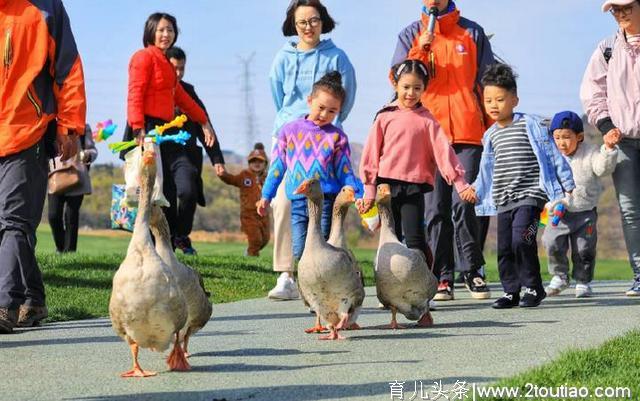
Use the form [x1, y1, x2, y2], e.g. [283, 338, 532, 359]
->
[123, 144, 169, 207]
[360, 204, 381, 232]
[110, 184, 137, 232]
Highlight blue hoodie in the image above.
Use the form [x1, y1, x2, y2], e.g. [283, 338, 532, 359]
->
[269, 39, 357, 138]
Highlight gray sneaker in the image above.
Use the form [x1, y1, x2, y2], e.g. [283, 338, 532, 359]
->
[0, 307, 18, 334]
[545, 275, 569, 296]
[625, 276, 640, 297]
[17, 305, 48, 327]
[575, 283, 593, 298]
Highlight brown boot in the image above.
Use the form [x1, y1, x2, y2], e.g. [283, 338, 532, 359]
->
[0, 307, 18, 334]
[17, 305, 48, 327]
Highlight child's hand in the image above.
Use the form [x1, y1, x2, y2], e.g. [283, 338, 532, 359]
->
[215, 163, 226, 176]
[357, 198, 374, 214]
[603, 128, 621, 150]
[459, 187, 477, 204]
[256, 198, 270, 217]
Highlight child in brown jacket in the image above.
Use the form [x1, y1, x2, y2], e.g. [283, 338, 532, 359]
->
[218, 143, 270, 256]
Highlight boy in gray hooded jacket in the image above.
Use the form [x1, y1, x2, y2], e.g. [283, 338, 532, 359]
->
[543, 111, 619, 298]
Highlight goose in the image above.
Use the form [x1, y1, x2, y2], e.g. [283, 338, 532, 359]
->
[149, 205, 212, 358]
[109, 145, 188, 377]
[295, 179, 365, 340]
[374, 183, 437, 329]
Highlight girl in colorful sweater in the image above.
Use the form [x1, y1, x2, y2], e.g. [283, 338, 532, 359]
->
[359, 60, 475, 260]
[257, 71, 362, 260]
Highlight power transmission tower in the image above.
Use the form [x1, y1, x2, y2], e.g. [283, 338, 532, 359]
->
[238, 53, 257, 153]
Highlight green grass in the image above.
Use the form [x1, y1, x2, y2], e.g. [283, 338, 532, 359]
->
[33, 228, 635, 323]
[479, 330, 640, 400]
[33, 229, 640, 397]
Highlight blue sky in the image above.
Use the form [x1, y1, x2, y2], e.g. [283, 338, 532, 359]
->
[63, 0, 616, 164]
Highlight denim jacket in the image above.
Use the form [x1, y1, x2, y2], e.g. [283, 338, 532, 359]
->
[473, 113, 575, 216]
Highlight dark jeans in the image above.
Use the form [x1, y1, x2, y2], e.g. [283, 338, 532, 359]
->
[161, 145, 199, 240]
[425, 144, 486, 281]
[497, 205, 543, 293]
[0, 140, 48, 309]
[390, 186, 431, 260]
[291, 194, 335, 260]
[48, 194, 84, 252]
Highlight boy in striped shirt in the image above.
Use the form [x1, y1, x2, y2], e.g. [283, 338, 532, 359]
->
[469, 64, 575, 309]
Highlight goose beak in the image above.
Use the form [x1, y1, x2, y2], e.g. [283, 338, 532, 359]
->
[294, 181, 309, 195]
[377, 184, 391, 198]
[343, 187, 355, 202]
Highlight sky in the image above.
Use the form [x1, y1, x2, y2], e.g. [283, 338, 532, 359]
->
[62, 0, 618, 165]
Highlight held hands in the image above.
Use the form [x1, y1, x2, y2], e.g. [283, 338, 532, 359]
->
[356, 198, 375, 214]
[202, 121, 216, 148]
[214, 163, 226, 176]
[56, 132, 78, 162]
[256, 198, 270, 217]
[459, 187, 477, 204]
[603, 128, 621, 150]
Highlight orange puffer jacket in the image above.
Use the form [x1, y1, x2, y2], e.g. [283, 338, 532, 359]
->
[391, 8, 495, 145]
[0, 0, 86, 157]
[127, 45, 207, 130]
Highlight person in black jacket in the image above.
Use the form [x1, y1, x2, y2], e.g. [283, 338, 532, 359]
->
[163, 46, 226, 255]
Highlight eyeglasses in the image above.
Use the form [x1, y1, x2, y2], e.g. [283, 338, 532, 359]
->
[295, 17, 322, 29]
[610, 4, 634, 17]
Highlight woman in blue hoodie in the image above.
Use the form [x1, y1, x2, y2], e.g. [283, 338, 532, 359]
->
[267, 0, 357, 301]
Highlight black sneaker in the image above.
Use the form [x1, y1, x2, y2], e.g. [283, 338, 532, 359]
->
[173, 236, 197, 256]
[492, 293, 520, 309]
[519, 287, 546, 308]
[464, 272, 491, 300]
[433, 280, 454, 301]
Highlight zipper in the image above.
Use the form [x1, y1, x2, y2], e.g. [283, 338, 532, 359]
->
[3, 28, 11, 80]
[27, 87, 42, 118]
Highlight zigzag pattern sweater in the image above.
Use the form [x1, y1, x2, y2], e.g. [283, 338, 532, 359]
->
[262, 118, 362, 201]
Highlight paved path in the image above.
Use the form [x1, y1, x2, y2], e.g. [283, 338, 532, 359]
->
[1, 282, 639, 401]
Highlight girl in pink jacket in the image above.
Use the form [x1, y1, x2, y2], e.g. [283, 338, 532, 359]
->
[359, 59, 475, 261]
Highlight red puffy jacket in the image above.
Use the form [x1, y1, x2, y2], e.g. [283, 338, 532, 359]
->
[127, 45, 207, 130]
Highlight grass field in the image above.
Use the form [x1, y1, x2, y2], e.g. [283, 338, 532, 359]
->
[34, 227, 636, 323]
[31, 228, 640, 398]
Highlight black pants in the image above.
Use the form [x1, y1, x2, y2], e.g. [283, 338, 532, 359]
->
[389, 186, 430, 260]
[425, 144, 486, 281]
[497, 206, 543, 293]
[0, 140, 48, 309]
[48, 194, 84, 252]
[161, 145, 199, 239]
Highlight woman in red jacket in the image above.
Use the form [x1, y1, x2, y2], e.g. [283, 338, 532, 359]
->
[127, 12, 216, 253]
[128, 13, 213, 139]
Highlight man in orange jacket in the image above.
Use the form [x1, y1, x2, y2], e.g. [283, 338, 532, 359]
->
[391, 0, 494, 301]
[0, 0, 86, 333]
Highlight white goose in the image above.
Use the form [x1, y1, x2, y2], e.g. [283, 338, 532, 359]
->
[109, 145, 188, 377]
[374, 183, 437, 329]
[296, 179, 365, 340]
[149, 205, 212, 359]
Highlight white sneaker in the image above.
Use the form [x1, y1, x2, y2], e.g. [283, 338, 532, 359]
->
[545, 275, 569, 296]
[575, 283, 593, 298]
[268, 273, 300, 300]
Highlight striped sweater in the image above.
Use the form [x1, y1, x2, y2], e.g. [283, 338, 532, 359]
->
[262, 118, 363, 201]
[489, 119, 547, 209]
